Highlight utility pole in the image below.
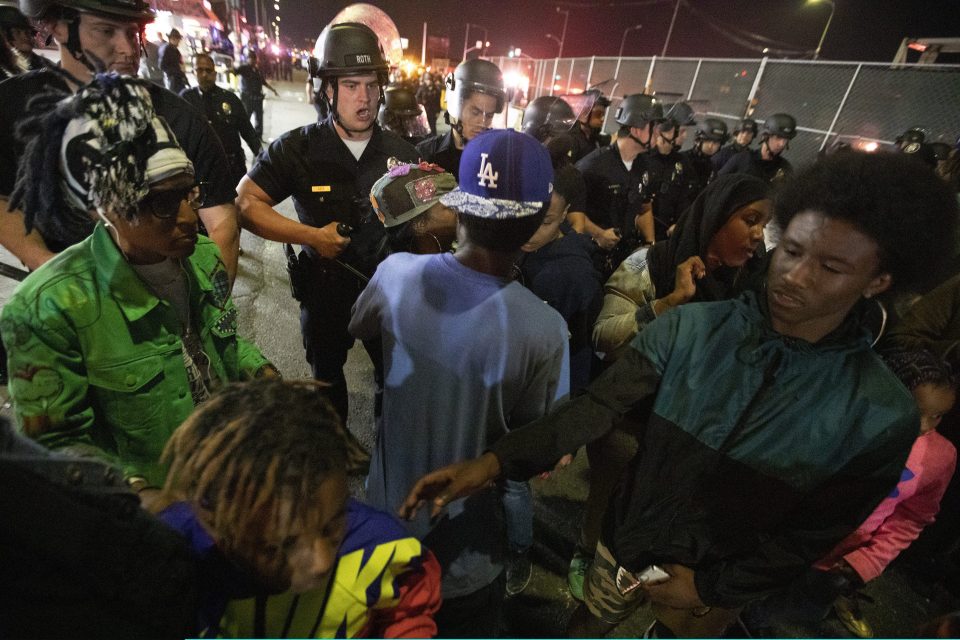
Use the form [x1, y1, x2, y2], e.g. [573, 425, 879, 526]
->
[661, 0, 680, 57]
[422, 22, 427, 65]
[557, 7, 569, 58]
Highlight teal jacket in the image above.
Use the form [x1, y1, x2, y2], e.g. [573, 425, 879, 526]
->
[1, 224, 271, 486]
[492, 290, 917, 607]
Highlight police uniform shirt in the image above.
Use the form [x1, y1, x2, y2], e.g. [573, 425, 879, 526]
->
[575, 142, 649, 238]
[180, 85, 261, 164]
[415, 130, 461, 175]
[554, 163, 587, 214]
[234, 64, 266, 98]
[569, 125, 598, 164]
[248, 117, 418, 271]
[0, 70, 235, 246]
[644, 149, 693, 239]
[681, 148, 715, 201]
[717, 148, 793, 185]
[711, 141, 747, 171]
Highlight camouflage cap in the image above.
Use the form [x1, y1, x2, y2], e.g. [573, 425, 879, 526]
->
[369, 161, 457, 228]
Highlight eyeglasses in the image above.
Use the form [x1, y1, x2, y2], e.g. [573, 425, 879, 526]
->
[141, 183, 205, 219]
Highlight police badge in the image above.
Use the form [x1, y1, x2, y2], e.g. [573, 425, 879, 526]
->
[221, 101, 232, 116]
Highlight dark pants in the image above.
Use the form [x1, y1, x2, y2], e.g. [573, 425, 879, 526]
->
[435, 571, 505, 638]
[165, 72, 189, 95]
[242, 93, 265, 138]
[299, 262, 381, 424]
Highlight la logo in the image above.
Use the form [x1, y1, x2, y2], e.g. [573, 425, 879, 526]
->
[477, 153, 499, 189]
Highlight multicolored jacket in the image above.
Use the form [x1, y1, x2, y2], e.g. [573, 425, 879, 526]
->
[492, 291, 918, 607]
[1, 224, 270, 486]
[161, 498, 442, 638]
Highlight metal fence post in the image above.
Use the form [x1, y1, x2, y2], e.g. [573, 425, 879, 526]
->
[687, 58, 702, 99]
[645, 55, 657, 93]
[550, 57, 559, 96]
[745, 56, 768, 117]
[820, 64, 862, 151]
[566, 58, 575, 93]
[586, 55, 596, 89]
[613, 54, 623, 91]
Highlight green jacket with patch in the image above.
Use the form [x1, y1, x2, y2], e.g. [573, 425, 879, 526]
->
[1, 224, 270, 486]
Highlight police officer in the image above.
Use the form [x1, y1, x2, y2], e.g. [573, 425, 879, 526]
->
[235, 50, 278, 139]
[569, 89, 612, 163]
[646, 113, 694, 240]
[682, 117, 728, 201]
[520, 94, 577, 141]
[378, 84, 431, 145]
[718, 112, 796, 184]
[0, 0, 241, 281]
[180, 52, 261, 188]
[416, 58, 505, 174]
[712, 117, 757, 171]
[0, 0, 49, 70]
[663, 100, 696, 150]
[575, 93, 662, 275]
[236, 22, 418, 423]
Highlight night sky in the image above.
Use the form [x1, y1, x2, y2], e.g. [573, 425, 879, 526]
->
[270, 0, 960, 63]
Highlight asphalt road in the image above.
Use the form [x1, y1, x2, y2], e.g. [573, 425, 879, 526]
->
[1, 72, 958, 637]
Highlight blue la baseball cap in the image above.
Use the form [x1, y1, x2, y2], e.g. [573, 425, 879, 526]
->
[440, 129, 553, 219]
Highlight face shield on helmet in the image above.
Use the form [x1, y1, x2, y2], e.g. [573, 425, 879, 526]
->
[444, 59, 505, 123]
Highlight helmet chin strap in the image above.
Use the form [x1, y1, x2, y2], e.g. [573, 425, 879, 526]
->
[628, 122, 653, 149]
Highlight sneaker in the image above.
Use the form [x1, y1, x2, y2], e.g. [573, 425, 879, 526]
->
[567, 548, 591, 601]
[505, 549, 532, 597]
[834, 595, 874, 638]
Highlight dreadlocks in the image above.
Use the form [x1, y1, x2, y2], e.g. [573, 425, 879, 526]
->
[159, 379, 369, 569]
[9, 73, 157, 249]
[881, 348, 957, 392]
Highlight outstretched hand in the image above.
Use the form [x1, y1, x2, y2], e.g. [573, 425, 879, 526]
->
[398, 452, 502, 520]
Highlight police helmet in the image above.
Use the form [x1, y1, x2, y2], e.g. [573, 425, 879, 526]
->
[929, 142, 952, 163]
[521, 96, 577, 142]
[311, 22, 389, 81]
[614, 93, 662, 128]
[695, 118, 729, 143]
[734, 118, 757, 135]
[761, 113, 797, 140]
[444, 58, 505, 122]
[19, 0, 153, 22]
[896, 127, 926, 146]
[663, 101, 696, 127]
[382, 85, 421, 117]
[0, 1, 31, 30]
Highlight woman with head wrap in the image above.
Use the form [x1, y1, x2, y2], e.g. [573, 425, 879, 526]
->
[592, 173, 772, 361]
[567, 173, 772, 601]
[1, 74, 274, 501]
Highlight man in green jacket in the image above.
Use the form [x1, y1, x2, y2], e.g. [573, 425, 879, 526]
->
[1, 74, 273, 494]
[400, 152, 959, 637]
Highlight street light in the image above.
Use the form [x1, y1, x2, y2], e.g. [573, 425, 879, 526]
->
[463, 23, 488, 61]
[555, 7, 570, 59]
[618, 24, 642, 58]
[807, 0, 836, 60]
[464, 39, 491, 59]
[545, 33, 562, 55]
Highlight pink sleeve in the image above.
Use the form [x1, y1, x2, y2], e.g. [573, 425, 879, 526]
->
[844, 436, 957, 583]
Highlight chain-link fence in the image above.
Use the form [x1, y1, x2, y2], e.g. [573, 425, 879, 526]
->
[490, 54, 960, 168]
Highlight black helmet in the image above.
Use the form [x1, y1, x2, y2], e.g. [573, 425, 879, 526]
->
[444, 58, 505, 121]
[311, 22, 389, 80]
[521, 96, 577, 142]
[19, 0, 153, 22]
[762, 113, 797, 139]
[896, 126, 926, 147]
[695, 118, 729, 143]
[614, 93, 662, 128]
[0, 1, 31, 30]
[663, 101, 696, 127]
[930, 142, 952, 163]
[382, 85, 421, 117]
[734, 118, 757, 135]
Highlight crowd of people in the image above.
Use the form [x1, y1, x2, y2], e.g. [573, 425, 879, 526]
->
[1, 1, 960, 638]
